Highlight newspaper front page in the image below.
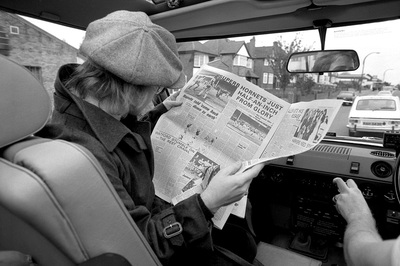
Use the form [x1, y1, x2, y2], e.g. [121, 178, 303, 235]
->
[151, 65, 342, 229]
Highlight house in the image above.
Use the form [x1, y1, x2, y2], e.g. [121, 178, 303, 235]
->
[178, 38, 271, 86]
[336, 73, 380, 90]
[203, 38, 259, 84]
[177, 41, 217, 81]
[177, 37, 281, 91]
[247, 37, 276, 89]
[0, 11, 81, 101]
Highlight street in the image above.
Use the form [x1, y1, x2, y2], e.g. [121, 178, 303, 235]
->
[329, 105, 351, 136]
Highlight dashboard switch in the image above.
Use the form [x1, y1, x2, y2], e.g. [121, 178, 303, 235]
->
[350, 162, 360, 174]
[286, 155, 295, 165]
[387, 210, 400, 224]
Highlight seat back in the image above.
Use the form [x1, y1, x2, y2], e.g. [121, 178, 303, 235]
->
[0, 55, 162, 266]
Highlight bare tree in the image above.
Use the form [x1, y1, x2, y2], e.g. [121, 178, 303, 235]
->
[266, 34, 312, 93]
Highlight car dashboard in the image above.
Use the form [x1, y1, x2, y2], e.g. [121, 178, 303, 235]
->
[249, 138, 400, 264]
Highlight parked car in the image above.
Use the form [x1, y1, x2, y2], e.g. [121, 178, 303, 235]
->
[336, 90, 356, 105]
[347, 95, 400, 137]
[378, 90, 393, 96]
[382, 85, 395, 92]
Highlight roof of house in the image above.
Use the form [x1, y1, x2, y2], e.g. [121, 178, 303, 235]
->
[203, 39, 246, 55]
[252, 46, 274, 59]
[178, 41, 217, 55]
[208, 59, 230, 71]
[178, 37, 275, 60]
[220, 41, 244, 54]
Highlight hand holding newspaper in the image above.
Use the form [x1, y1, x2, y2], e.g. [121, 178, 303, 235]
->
[151, 65, 342, 229]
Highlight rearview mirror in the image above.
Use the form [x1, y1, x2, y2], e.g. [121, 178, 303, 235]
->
[286, 50, 360, 73]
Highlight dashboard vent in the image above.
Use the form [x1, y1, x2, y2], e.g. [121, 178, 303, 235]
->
[370, 151, 395, 158]
[312, 144, 351, 155]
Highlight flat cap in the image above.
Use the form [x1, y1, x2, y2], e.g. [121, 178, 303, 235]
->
[80, 11, 185, 89]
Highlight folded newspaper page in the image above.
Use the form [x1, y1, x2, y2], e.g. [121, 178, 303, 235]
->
[151, 65, 342, 229]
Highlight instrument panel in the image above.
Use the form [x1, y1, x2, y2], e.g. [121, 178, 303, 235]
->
[267, 139, 396, 183]
[249, 139, 400, 249]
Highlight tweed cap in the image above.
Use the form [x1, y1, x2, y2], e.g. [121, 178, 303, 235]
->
[79, 11, 185, 89]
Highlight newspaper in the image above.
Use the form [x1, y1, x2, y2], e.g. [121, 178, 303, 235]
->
[151, 65, 342, 229]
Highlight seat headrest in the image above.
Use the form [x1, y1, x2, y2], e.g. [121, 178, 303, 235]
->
[0, 55, 51, 149]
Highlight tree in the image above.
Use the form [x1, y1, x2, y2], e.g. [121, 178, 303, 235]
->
[266, 34, 312, 93]
[295, 75, 316, 95]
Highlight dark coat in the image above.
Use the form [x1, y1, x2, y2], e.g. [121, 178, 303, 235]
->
[36, 64, 215, 265]
[37, 64, 257, 266]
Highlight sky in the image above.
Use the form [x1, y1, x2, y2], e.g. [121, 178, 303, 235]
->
[22, 16, 400, 85]
[21, 15, 86, 49]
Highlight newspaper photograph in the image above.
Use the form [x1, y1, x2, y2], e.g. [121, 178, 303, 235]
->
[151, 65, 342, 229]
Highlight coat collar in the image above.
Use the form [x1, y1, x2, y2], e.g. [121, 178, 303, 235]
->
[54, 64, 150, 152]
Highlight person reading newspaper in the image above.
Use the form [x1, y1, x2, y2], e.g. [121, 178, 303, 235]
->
[333, 177, 400, 266]
[36, 10, 266, 266]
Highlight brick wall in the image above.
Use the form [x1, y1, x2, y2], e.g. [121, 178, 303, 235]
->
[0, 11, 79, 105]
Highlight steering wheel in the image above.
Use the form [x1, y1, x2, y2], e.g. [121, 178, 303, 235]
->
[393, 154, 400, 205]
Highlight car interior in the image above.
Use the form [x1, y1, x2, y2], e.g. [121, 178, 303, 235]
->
[1, 0, 400, 266]
[0, 45, 323, 266]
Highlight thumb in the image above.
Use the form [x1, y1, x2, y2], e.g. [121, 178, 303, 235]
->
[239, 163, 266, 182]
[169, 90, 181, 100]
[219, 162, 243, 176]
[165, 101, 183, 110]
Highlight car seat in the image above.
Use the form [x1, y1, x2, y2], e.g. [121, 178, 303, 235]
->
[0, 54, 321, 266]
[0, 54, 162, 266]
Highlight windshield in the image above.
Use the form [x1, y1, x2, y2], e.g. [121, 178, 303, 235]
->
[8, 13, 400, 141]
[178, 19, 400, 141]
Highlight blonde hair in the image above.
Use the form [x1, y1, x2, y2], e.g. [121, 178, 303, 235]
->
[66, 60, 148, 118]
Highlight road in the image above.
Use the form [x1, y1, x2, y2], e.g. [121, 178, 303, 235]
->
[329, 105, 351, 136]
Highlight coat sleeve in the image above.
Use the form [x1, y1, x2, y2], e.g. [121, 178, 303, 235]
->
[139, 103, 168, 132]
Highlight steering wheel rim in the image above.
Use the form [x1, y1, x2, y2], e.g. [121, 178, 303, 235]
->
[393, 153, 400, 205]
